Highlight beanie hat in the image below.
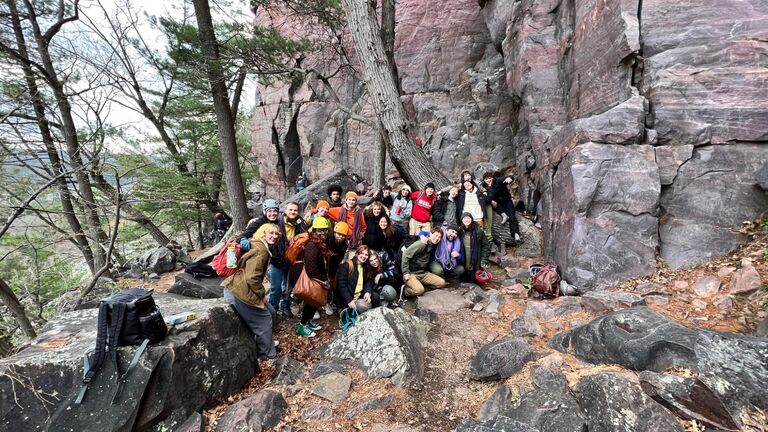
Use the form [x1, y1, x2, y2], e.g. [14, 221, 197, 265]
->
[311, 216, 330, 231]
[315, 200, 330, 209]
[418, 230, 430, 237]
[399, 184, 411, 193]
[461, 212, 474, 222]
[425, 182, 436, 190]
[446, 223, 460, 232]
[345, 191, 358, 200]
[334, 221, 351, 236]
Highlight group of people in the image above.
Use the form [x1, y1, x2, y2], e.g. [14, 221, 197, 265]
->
[220, 170, 523, 359]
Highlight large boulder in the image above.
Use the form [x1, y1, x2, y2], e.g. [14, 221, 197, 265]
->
[317, 308, 428, 387]
[127, 247, 177, 276]
[550, 306, 768, 428]
[469, 338, 533, 381]
[0, 294, 259, 432]
[168, 273, 224, 299]
[573, 372, 684, 432]
[500, 389, 587, 432]
[214, 390, 288, 432]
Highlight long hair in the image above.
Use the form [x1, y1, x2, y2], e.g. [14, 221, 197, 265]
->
[366, 251, 383, 276]
[377, 214, 397, 239]
[353, 245, 371, 265]
[364, 201, 386, 218]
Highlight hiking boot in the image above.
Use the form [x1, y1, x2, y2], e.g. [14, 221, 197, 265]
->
[306, 320, 322, 331]
[295, 323, 316, 338]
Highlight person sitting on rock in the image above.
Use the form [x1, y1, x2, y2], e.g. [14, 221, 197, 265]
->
[366, 251, 398, 308]
[373, 184, 396, 208]
[289, 217, 332, 338]
[334, 245, 377, 313]
[326, 184, 343, 208]
[390, 184, 413, 235]
[409, 182, 438, 235]
[432, 186, 460, 228]
[401, 227, 447, 297]
[328, 191, 367, 253]
[363, 214, 403, 256]
[482, 171, 521, 244]
[458, 212, 491, 284]
[429, 224, 465, 279]
[222, 223, 281, 359]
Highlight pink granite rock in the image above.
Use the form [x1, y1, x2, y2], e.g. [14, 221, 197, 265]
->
[730, 266, 763, 295]
[692, 276, 721, 298]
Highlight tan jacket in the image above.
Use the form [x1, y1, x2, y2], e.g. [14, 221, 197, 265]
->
[222, 240, 271, 308]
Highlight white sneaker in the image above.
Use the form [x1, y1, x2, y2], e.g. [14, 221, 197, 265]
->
[323, 303, 334, 315]
[313, 311, 321, 320]
[514, 233, 521, 243]
[500, 213, 509, 225]
[274, 340, 280, 347]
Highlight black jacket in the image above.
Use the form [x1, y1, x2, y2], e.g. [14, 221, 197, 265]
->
[432, 192, 460, 226]
[334, 260, 373, 308]
[485, 177, 513, 205]
[456, 187, 487, 219]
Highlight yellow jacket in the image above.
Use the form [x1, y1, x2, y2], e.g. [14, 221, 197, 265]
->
[221, 240, 271, 308]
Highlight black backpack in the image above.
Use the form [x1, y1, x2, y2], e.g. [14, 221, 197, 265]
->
[184, 261, 218, 279]
[75, 288, 167, 404]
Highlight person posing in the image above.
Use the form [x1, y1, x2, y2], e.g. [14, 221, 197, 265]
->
[334, 246, 376, 313]
[328, 191, 367, 252]
[431, 186, 460, 228]
[363, 213, 403, 254]
[482, 171, 521, 243]
[327, 184, 343, 208]
[240, 201, 307, 316]
[305, 200, 331, 226]
[409, 182, 438, 235]
[373, 185, 396, 208]
[363, 201, 387, 241]
[366, 252, 398, 307]
[222, 223, 280, 359]
[456, 180, 486, 226]
[401, 227, 447, 297]
[289, 218, 332, 337]
[458, 212, 491, 283]
[390, 185, 413, 235]
[429, 224, 465, 278]
[239, 199, 280, 242]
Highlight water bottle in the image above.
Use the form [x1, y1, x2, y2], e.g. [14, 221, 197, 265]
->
[166, 312, 197, 325]
[226, 245, 238, 268]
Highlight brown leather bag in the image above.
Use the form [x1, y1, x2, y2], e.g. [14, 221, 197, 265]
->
[293, 265, 328, 308]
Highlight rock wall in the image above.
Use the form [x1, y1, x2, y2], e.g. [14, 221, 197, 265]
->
[251, 0, 768, 288]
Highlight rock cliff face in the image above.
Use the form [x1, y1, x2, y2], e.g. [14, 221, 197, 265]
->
[251, 0, 768, 288]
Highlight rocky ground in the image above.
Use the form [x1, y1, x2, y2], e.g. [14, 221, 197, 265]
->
[119, 223, 768, 432]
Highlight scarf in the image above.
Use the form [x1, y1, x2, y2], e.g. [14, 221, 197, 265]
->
[434, 228, 461, 270]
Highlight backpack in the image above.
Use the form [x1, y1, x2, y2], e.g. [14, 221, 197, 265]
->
[76, 288, 167, 404]
[285, 233, 310, 265]
[184, 262, 217, 279]
[532, 264, 561, 298]
[211, 242, 242, 277]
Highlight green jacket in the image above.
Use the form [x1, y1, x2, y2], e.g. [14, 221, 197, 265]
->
[401, 240, 433, 275]
[221, 240, 271, 308]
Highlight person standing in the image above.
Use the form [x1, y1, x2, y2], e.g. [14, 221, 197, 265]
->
[289, 218, 332, 337]
[458, 212, 491, 283]
[328, 191, 367, 252]
[431, 186, 460, 228]
[390, 185, 413, 235]
[222, 224, 281, 359]
[401, 228, 446, 297]
[373, 185, 396, 208]
[456, 180, 486, 226]
[409, 182, 438, 235]
[326, 184, 343, 208]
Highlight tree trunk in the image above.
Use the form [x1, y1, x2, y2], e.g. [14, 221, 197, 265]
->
[191, 0, 250, 231]
[7, 0, 96, 273]
[22, 0, 111, 275]
[379, 0, 399, 91]
[0, 277, 36, 339]
[373, 130, 386, 190]
[341, 0, 449, 189]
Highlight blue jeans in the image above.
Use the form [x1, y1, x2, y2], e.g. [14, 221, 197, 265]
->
[268, 262, 290, 310]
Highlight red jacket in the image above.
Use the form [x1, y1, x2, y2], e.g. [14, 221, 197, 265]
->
[410, 191, 437, 223]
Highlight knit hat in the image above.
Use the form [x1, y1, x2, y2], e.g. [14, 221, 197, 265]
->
[345, 191, 358, 200]
[315, 200, 330, 209]
[418, 230, 430, 237]
[311, 216, 330, 231]
[399, 184, 411, 193]
[334, 221, 351, 236]
[424, 182, 436, 190]
[446, 223, 460, 233]
[461, 212, 474, 223]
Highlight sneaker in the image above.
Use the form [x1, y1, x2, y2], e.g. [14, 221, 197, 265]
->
[280, 307, 294, 318]
[273, 340, 280, 348]
[295, 323, 316, 338]
[500, 213, 509, 225]
[306, 320, 322, 331]
[323, 303, 334, 316]
[514, 233, 521, 243]
[313, 311, 321, 320]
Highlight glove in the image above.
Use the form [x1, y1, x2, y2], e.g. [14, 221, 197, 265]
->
[239, 238, 251, 251]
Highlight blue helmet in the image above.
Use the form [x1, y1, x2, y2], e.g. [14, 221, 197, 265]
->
[262, 199, 280, 215]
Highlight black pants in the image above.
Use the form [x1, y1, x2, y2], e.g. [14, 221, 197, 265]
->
[301, 305, 318, 325]
[493, 200, 519, 236]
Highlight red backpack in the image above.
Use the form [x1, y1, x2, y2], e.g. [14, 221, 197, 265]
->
[532, 264, 560, 298]
[285, 233, 310, 265]
[211, 242, 243, 278]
